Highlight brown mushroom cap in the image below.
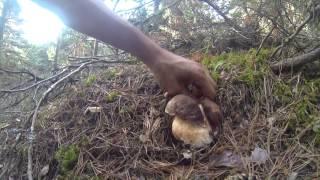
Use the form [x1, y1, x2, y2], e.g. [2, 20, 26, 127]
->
[165, 95, 222, 130]
[165, 95, 223, 147]
[165, 94, 204, 125]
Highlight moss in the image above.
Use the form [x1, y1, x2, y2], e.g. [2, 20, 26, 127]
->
[85, 75, 97, 87]
[105, 90, 120, 102]
[55, 145, 80, 174]
[203, 49, 320, 144]
[202, 48, 271, 87]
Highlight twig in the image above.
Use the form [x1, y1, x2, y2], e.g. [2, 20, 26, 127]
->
[256, 25, 275, 56]
[200, 0, 242, 31]
[0, 67, 43, 81]
[116, 0, 153, 13]
[0, 60, 132, 93]
[0, 69, 68, 93]
[141, 0, 182, 25]
[270, 4, 320, 58]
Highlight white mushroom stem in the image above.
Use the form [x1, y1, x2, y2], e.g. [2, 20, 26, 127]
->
[198, 104, 210, 129]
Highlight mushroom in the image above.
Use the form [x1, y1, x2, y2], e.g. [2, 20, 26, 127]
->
[165, 94, 222, 147]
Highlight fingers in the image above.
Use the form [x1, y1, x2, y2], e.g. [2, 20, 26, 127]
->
[164, 81, 184, 99]
[194, 77, 217, 100]
[190, 64, 217, 100]
[201, 98, 222, 132]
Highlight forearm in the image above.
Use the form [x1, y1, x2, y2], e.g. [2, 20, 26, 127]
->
[39, 0, 169, 69]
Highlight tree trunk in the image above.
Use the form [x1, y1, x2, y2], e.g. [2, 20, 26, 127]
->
[0, 0, 10, 48]
[93, 39, 99, 56]
[53, 34, 61, 72]
[154, 0, 161, 13]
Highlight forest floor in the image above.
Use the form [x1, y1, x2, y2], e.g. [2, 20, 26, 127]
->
[1, 49, 320, 179]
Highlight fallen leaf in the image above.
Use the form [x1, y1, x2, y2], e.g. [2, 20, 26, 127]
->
[84, 107, 102, 114]
[288, 172, 298, 180]
[0, 123, 10, 130]
[39, 164, 49, 176]
[249, 147, 269, 165]
[182, 150, 192, 159]
[210, 150, 243, 168]
[139, 134, 149, 143]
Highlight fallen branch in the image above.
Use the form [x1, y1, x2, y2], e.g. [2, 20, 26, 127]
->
[27, 60, 104, 180]
[270, 47, 320, 71]
[0, 69, 69, 93]
[1, 60, 133, 93]
[0, 67, 43, 81]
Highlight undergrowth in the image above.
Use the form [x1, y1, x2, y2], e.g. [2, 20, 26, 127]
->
[202, 48, 320, 145]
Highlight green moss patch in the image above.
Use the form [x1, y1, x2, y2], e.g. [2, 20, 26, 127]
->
[202, 48, 271, 87]
[55, 145, 80, 174]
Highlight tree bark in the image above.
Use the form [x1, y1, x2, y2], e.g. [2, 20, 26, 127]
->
[53, 34, 61, 71]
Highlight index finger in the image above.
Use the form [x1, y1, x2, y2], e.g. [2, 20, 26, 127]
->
[194, 70, 217, 100]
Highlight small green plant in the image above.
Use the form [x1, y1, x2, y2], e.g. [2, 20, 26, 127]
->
[104, 68, 118, 79]
[294, 97, 317, 123]
[273, 81, 293, 104]
[105, 90, 120, 102]
[55, 145, 80, 174]
[85, 75, 97, 87]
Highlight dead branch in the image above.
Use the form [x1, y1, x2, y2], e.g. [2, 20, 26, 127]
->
[116, 0, 153, 13]
[0, 69, 69, 93]
[270, 47, 320, 71]
[0, 67, 43, 81]
[27, 60, 104, 180]
[271, 4, 320, 58]
[141, 0, 182, 25]
[256, 26, 275, 56]
[200, 0, 242, 31]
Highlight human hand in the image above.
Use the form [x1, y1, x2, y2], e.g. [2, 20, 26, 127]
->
[150, 51, 217, 100]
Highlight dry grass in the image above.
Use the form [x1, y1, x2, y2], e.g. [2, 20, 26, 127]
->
[1, 64, 319, 179]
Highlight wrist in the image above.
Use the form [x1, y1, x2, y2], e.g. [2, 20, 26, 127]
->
[145, 48, 172, 71]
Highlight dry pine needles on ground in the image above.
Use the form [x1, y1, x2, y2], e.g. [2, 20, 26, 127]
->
[1, 64, 320, 179]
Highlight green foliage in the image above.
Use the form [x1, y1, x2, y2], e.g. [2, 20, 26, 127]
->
[301, 79, 320, 102]
[103, 68, 118, 79]
[105, 90, 120, 102]
[85, 75, 97, 87]
[290, 96, 320, 144]
[55, 145, 80, 174]
[274, 74, 319, 145]
[202, 48, 272, 87]
[294, 97, 317, 123]
[203, 48, 320, 144]
[273, 81, 293, 103]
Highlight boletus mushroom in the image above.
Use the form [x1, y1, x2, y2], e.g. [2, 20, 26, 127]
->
[165, 94, 222, 147]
